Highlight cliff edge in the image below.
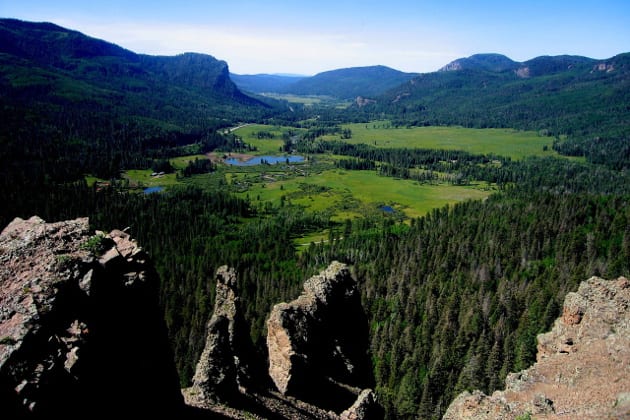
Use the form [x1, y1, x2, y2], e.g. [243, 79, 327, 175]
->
[0, 216, 183, 416]
[444, 276, 630, 419]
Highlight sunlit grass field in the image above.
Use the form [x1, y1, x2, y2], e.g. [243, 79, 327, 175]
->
[237, 168, 492, 221]
[232, 124, 292, 154]
[323, 123, 559, 160]
[120, 123, 558, 227]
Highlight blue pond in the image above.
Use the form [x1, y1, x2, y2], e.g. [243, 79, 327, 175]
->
[225, 155, 304, 166]
[143, 186, 164, 194]
[380, 205, 395, 213]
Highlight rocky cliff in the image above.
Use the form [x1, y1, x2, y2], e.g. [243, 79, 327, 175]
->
[267, 261, 374, 411]
[443, 276, 630, 420]
[0, 216, 183, 417]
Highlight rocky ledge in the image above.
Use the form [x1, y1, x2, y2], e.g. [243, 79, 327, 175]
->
[0, 217, 381, 419]
[0, 216, 182, 416]
[444, 276, 630, 419]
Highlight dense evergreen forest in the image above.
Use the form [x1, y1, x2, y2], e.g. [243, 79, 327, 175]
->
[2, 18, 629, 419]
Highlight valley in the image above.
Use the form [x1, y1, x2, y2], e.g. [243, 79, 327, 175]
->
[1, 17, 629, 419]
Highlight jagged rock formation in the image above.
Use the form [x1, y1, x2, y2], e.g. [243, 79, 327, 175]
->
[185, 262, 381, 419]
[267, 261, 374, 412]
[0, 216, 182, 417]
[443, 276, 630, 420]
[189, 266, 259, 403]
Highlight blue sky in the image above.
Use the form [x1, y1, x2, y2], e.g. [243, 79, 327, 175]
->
[2, 0, 629, 75]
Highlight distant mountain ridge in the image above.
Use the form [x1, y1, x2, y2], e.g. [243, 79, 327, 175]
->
[232, 65, 419, 99]
[360, 52, 630, 139]
[439, 53, 520, 73]
[230, 73, 306, 94]
[438, 53, 599, 77]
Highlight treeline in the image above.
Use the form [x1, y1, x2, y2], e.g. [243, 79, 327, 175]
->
[0, 97, 249, 182]
[553, 135, 630, 170]
[296, 137, 630, 194]
[299, 188, 630, 418]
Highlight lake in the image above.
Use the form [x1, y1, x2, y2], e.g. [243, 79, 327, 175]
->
[225, 155, 304, 166]
[143, 186, 164, 194]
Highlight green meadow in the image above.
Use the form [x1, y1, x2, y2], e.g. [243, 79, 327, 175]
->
[236, 168, 492, 221]
[120, 123, 557, 226]
[325, 123, 559, 159]
[232, 124, 293, 154]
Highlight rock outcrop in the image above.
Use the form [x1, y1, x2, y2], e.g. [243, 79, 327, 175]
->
[267, 261, 374, 412]
[444, 276, 630, 420]
[340, 389, 383, 420]
[0, 216, 183, 417]
[189, 265, 260, 403]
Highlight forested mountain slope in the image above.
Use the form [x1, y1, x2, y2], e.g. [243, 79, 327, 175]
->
[0, 18, 269, 119]
[0, 19, 289, 195]
[275, 65, 419, 99]
[357, 53, 629, 139]
[230, 73, 306, 93]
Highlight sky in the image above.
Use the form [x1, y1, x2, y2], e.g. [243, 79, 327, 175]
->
[1, 0, 629, 75]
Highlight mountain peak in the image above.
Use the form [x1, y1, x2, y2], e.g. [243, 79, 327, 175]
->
[439, 53, 518, 72]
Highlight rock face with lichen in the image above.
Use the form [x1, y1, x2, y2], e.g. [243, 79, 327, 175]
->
[443, 276, 630, 420]
[266, 261, 374, 412]
[0, 216, 183, 417]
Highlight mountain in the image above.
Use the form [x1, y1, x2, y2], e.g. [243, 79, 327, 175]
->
[439, 53, 519, 72]
[276, 65, 419, 99]
[438, 53, 597, 76]
[0, 18, 269, 121]
[0, 18, 288, 182]
[358, 52, 630, 139]
[230, 73, 306, 93]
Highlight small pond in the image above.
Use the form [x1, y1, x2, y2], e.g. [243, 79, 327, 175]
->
[143, 186, 164, 194]
[225, 155, 304, 166]
[380, 205, 395, 213]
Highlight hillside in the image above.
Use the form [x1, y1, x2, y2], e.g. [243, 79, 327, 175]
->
[1, 17, 629, 420]
[0, 19, 268, 119]
[0, 18, 290, 185]
[356, 53, 630, 140]
[276, 65, 419, 99]
[230, 73, 306, 93]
